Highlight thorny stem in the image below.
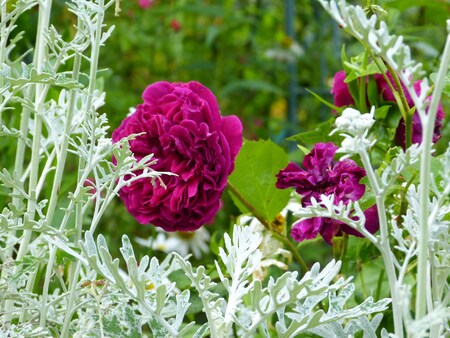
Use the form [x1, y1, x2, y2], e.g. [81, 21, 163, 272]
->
[362, 46, 413, 148]
[226, 181, 308, 273]
[416, 22, 450, 328]
[383, 61, 413, 149]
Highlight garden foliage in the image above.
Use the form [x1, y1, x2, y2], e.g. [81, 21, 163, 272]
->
[0, 0, 449, 337]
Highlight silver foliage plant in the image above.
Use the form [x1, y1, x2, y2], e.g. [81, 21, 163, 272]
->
[0, 1, 447, 338]
[77, 225, 390, 337]
[296, 1, 450, 337]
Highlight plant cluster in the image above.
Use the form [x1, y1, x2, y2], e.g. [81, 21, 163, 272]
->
[0, 0, 448, 337]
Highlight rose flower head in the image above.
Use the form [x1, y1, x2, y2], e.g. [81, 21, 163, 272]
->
[276, 142, 378, 244]
[112, 81, 243, 232]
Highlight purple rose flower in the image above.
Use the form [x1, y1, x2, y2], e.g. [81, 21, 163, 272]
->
[291, 205, 379, 244]
[276, 142, 378, 244]
[331, 70, 445, 147]
[112, 81, 243, 232]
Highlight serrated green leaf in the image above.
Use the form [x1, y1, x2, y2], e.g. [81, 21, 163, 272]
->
[228, 139, 291, 222]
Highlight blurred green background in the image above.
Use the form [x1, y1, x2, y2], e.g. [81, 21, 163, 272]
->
[97, 0, 449, 143]
[14, 0, 450, 147]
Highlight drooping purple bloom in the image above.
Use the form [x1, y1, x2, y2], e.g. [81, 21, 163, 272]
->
[112, 81, 243, 232]
[276, 142, 378, 244]
[331, 70, 445, 148]
[373, 74, 445, 147]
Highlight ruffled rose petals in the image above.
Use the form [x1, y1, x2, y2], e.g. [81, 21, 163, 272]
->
[276, 142, 379, 244]
[112, 81, 243, 232]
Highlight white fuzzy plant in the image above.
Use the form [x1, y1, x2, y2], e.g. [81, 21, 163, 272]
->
[0, 0, 439, 337]
[293, 1, 450, 337]
[0, 0, 169, 336]
[77, 224, 390, 337]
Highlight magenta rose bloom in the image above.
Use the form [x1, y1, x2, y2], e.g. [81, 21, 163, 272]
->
[112, 81, 243, 232]
[276, 142, 378, 244]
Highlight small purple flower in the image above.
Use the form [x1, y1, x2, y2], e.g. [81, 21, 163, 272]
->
[276, 142, 378, 244]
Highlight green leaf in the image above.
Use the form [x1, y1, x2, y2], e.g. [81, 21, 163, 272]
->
[374, 105, 391, 120]
[430, 72, 450, 97]
[287, 118, 342, 145]
[228, 139, 291, 222]
[367, 76, 380, 107]
[354, 257, 390, 299]
[305, 88, 340, 111]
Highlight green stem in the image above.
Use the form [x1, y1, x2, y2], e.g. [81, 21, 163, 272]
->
[357, 50, 369, 112]
[383, 62, 413, 148]
[416, 22, 450, 326]
[226, 181, 308, 273]
[339, 233, 348, 263]
[370, 52, 413, 148]
[359, 259, 368, 299]
[375, 269, 385, 301]
[271, 231, 309, 273]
